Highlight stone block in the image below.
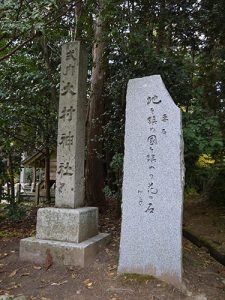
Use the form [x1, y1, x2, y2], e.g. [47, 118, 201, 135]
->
[20, 233, 110, 267]
[118, 75, 184, 289]
[36, 207, 98, 243]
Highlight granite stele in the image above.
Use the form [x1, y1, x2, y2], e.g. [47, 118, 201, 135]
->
[20, 41, 110, 267]
[118, 75, 184, 288]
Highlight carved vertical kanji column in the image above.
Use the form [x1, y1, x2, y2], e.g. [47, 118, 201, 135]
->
[55, 42, 87, 208]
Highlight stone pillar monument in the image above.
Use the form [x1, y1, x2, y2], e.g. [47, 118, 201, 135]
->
[55, 42, 86, 209]
[20, 42, 110, 267]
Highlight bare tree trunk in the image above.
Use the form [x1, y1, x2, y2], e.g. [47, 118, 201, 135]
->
[0, 178, 2, 203]
[85, 0, 107, 209]
[39, 36, 56, 205]
[8, 153, 15, 202]
[41, 35, 58, 111]
[45, 147, 51, 204]
[7, 181, 10, 197]
[74, 0, 82, 40]
[157, 0, 166, 54]
[186, 51, 195, 113]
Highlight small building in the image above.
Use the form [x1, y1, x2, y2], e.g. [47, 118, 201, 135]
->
[20, 150, 56, 203]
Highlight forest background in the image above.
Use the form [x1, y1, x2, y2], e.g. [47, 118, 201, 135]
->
[0, 0, 225, 217]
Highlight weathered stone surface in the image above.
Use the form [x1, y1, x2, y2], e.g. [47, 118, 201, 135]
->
[118, 75, 184, 288]
[20, 233, 110, 267]
[36, 207, 98, 243]
[55, 41, 88, 208]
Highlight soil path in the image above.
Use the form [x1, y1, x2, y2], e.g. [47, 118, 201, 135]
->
[184, 198, 225, 249]
[0, 207, 224, 300]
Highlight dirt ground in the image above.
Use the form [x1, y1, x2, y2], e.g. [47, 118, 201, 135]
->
[184, 197, 225, 252]
[0, 203, 225, 300]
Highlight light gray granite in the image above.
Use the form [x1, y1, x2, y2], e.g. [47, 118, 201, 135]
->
[20, 233, 110, 267]
[118, 75, 184, 288]
[36, 207, 98, 243]
[55, 41, 88, 208]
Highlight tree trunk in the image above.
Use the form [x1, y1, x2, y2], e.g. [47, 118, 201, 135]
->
[8, 153, 15, 202]
[74, 0, 82, 40]
[40, 37, 54, 205]
[157, 0, 166, 54]
[85, 0, 107, 209]
[45, 147, 51, 204]
[7, 181, 10, 197]
[41, 35, 58, 111]
[0, 178, 2, 203]
[32, 165, 36, 192]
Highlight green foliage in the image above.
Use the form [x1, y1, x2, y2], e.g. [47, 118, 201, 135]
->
[182, 104, 223, 193]
[100, 0, 225, 204]
[1, 0, 225, 209]
[0, 1, 72, 204]
[103, 152, 123, 201]
[207, 168, 225, 206]
[183, 105, 223, 166]
[184, 186, 199, 198]
[110, 152, 123, 173]
[4, 202, 26, 222]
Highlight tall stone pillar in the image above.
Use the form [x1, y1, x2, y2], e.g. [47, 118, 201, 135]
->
[20, 42, 110, 267]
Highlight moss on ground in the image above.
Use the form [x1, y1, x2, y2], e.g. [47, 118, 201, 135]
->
[120, 273, 156, 283]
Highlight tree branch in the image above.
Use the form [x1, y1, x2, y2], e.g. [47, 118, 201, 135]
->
[0, 0, 78, 62]
[16, 0, 24, 21]
[0, 127, 46, 154]
[0, 36, 20, 52]
[0, 33, 37, 62]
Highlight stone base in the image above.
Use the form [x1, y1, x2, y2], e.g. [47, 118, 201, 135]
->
[20, 233, 110, 267]
[36, 207, 98, 243]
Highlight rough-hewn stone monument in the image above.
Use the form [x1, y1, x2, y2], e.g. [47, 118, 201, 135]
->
[118, 75, 184, 288]
[20, 41, 109, 267]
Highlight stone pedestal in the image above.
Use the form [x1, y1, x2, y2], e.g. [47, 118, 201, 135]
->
[20, 234, 109, 267]
[20, 207, 110, 267]
[36, 207, 99, 243]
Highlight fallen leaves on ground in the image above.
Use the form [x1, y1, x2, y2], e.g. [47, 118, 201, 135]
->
[0, 253, 8, 259]
[71, 272, 77, 279]
[38, 279, 50, 289]
[83, 279, 94, 289]
[108, 265, 117, 271]
[50, 280, 68, 286]
[20, 272, 30, 277]
[8, 269, 19, 277]
[33, 265, 42, 270]
[6, 282, 22, 290]
[0, 264, 5, 273]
